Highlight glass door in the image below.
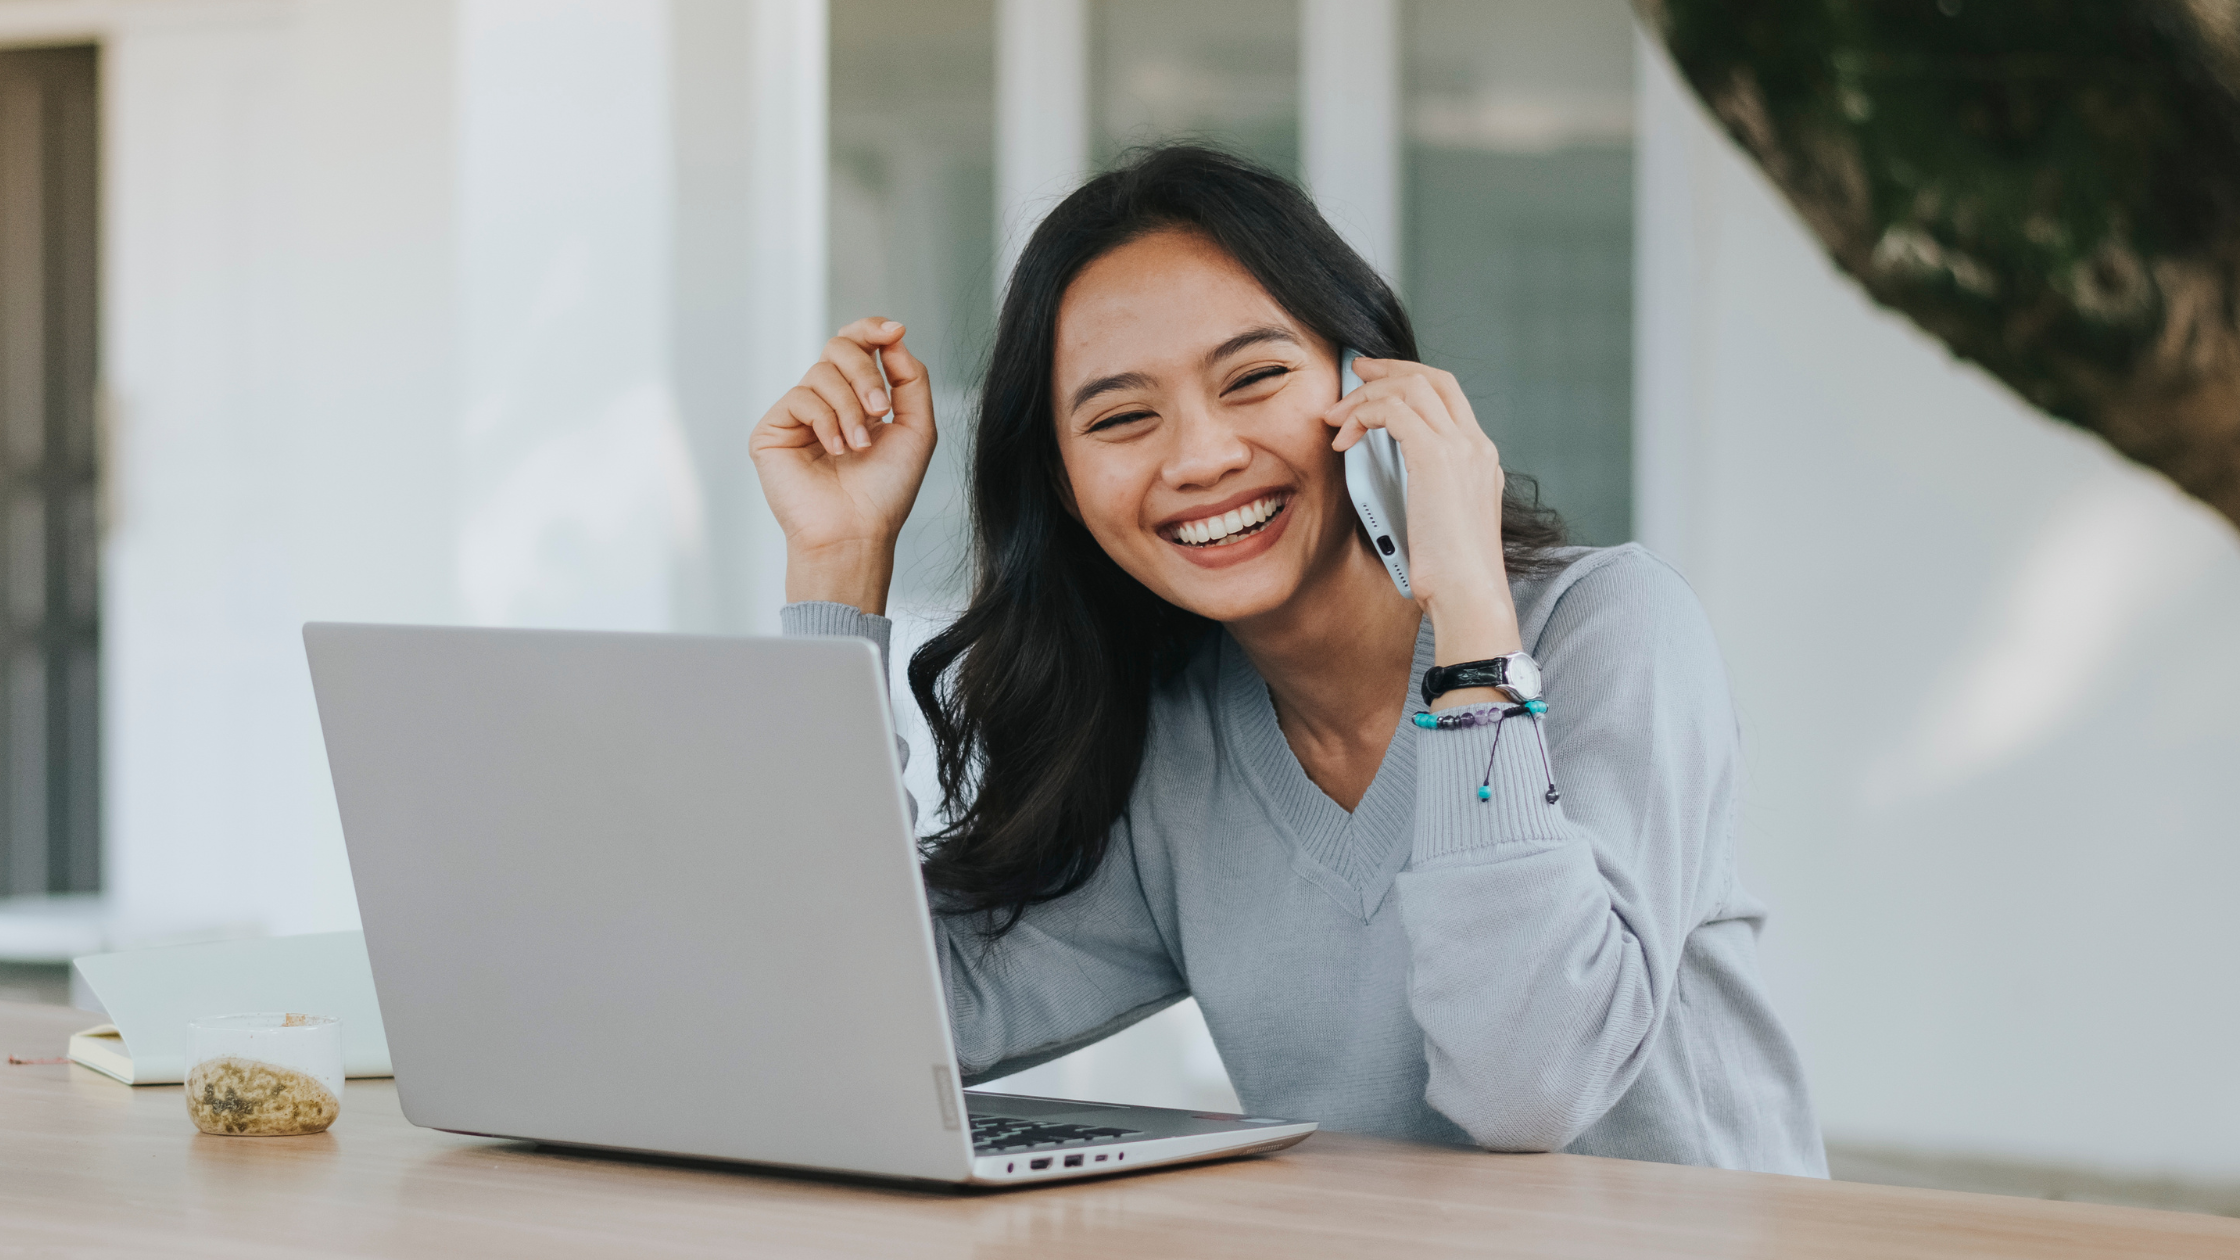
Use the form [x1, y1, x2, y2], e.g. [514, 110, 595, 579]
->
[0, 44, 101, 897]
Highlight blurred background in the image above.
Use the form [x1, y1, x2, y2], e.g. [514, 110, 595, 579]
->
[0, 0, 2234, 1214]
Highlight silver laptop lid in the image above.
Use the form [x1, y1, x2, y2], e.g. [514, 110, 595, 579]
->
[304, 623, 973, 1182]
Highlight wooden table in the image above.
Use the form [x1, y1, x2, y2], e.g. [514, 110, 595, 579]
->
[3, 1001, 2233, 1258]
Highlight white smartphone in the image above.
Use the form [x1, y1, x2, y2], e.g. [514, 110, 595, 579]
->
[1340, 349, 1411, 599]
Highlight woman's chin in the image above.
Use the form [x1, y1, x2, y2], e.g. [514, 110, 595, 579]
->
[1149, 543, 1308, 623]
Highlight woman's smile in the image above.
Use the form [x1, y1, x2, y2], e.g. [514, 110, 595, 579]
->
[1159, 489, 1294, 566]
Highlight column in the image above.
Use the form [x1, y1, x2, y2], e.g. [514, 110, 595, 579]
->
[995, 0, 1088, 303]
[738, 0, 827, 632]
[1300, 0, 1399, 284]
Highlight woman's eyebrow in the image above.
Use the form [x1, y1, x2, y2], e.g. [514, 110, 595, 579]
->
[1068, 370, 1156, 416]
[1204, 326, 1299, 366]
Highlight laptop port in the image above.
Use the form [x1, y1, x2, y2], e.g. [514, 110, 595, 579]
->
[1030, 1158, 1052, 1170]
[1094, 1154, 1108, 1162]
[1063, 1154, 1084, 1168]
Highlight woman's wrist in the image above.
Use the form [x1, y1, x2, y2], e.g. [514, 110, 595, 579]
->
[785, 538, 895, 616]
[1425, 593, 1523, 667]
[1423, 596, 1524, 711]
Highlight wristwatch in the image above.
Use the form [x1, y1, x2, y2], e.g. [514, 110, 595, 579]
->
[1421, 652, 1543, 707]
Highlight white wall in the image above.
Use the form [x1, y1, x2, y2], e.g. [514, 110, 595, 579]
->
[454, 0, 691, 633]
[0, 0, 800, 949]
[1637, 38, 2240, 1179]
[103, 1, 329, 942]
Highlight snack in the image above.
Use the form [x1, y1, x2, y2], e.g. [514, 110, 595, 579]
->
[185, 1054, 339, 1135]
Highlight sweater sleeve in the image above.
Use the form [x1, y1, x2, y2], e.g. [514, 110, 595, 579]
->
[1393, 549, 1740, 1151]
[933, 815, 1189, 1084]
[780, 600, 913, 827]
[779, 599, 897, 672]
[778, 600, 1186, 1083]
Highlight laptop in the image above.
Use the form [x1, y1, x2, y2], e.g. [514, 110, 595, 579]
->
[303, 622, 1315, 1186]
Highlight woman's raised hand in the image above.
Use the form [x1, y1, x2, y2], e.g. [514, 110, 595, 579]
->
[1324, 358, 1524, 668]
[749, 318, 938, 615]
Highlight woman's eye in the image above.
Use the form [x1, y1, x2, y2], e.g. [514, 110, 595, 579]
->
[1224, 366, 1289, 396]
[1088, 410, 1154, 434]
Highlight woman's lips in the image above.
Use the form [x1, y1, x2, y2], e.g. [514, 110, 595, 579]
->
[1162, 492, 1288, 546]
[1164, 495, 1294, 569]
[1164, 493, 1290, 547]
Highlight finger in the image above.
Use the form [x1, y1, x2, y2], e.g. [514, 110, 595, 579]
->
[1393, 373, 1460, 435]
[805, 362, 874, 449]
[1419, 367, 1478, 432]
[1325, 374, 1440, 437]
[871, 331, 937, 442]
[1344, 356, 1469, 423]
[1330, 393, 1438, 453]
[753, 384, 826, 449]
[781, 384, 848, 457]
[1324, 379, 1386, 446]
[1323, 377, 1378, 430]
[823, 334, 895, 421]
[834, 314, 907, 350]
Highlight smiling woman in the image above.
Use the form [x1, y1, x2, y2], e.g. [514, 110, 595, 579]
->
[747, 144, 1824, 1174]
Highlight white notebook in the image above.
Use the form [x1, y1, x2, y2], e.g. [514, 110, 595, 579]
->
[68, 931, 392, 1085]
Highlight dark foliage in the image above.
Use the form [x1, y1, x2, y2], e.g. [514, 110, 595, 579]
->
[1641, 0, 2240, 529]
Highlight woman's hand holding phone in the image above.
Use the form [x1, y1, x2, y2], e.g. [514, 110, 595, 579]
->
[749, 317, 939, 616]
[1324, 358, 1525, 675]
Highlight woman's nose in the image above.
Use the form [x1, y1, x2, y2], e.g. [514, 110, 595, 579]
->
[1162, 406, 1251, 490]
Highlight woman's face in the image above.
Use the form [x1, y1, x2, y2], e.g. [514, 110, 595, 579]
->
[1051, 228, 1358, 625]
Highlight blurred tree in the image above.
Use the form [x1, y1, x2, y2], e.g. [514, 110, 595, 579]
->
[1637, 0, 2240, 531]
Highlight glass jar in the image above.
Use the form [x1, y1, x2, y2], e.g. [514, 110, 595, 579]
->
[184, 1013, 343, 1136]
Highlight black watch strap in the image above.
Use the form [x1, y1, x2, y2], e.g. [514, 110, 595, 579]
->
[1422, 658, 1515, 707]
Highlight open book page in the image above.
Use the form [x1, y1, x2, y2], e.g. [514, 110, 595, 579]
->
[70, 931, 392, 1085]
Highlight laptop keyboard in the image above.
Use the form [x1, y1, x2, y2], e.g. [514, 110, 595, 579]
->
[970, 1114, 1144, 1153]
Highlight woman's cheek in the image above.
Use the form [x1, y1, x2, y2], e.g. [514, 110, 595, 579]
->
[1072, 471, 1153, 560]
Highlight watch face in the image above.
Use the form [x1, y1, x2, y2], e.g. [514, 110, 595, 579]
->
[1503, 653, 1543, 699]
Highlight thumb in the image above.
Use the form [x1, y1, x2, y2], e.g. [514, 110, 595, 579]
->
[877, 332, 936, 439]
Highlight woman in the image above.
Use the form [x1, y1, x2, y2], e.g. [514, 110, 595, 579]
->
[750, 145, 1824, 1174]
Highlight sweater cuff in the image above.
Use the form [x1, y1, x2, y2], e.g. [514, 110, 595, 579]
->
[779, 600, 895, 678]
[1413, 704, 1569, 863]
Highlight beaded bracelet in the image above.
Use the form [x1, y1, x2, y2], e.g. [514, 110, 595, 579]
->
[1412, 700, 1561, 806]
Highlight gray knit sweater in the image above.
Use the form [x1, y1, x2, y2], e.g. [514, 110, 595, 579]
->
[781, 543, 1826, 1175]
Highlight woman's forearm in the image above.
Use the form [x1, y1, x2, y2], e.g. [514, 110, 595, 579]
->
[1397, 548, 1735, 1151]
[1424, 591, 1526, 708]
[785, 538, 897, 616]
[1396, 699, 1663, 1151]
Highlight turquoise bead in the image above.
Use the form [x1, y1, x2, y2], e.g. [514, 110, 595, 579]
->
[1525, 699, 1548, 714]
[1413, 713, 1437, 729]
[1476, 786, 1492, 801]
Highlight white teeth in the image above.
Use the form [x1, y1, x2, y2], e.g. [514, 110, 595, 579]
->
[1172, 496, 1285, 547]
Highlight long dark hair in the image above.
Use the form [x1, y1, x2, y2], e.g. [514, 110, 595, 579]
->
[907, 144, 1563, 932]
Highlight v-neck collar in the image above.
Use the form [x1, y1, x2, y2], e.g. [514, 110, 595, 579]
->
[1214, 617, 1437, 923]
